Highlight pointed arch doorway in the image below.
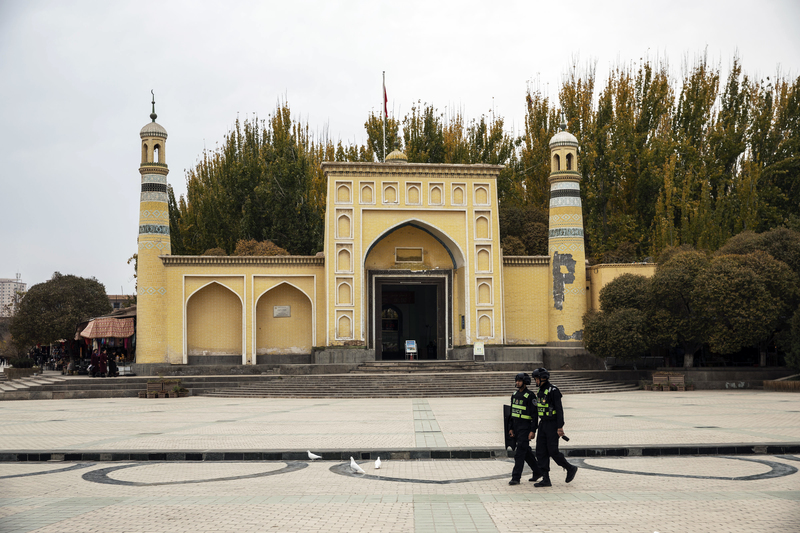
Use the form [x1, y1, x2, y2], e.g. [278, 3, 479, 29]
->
[368, 271, 450, 360]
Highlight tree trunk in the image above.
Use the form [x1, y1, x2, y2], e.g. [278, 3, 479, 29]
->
[760, 350, 767, 367]
[684, 352, 694, 368]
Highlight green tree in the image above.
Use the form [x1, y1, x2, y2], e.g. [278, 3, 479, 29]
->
[171, 102, 333, 256]
[10, 273, 111, 350]
[584, 273, 651, 362]
[598, 273, 650, 312]
[233, 239, 289, 256]
[692, 254, 793, 358]
[583, 308, 648, 362]
[783, 306, 800, 370]
[498, 206, 549, 255]
[403, 102, 445, 163]
[365, 112, 402, 161]
[648, 250, 709, 367]
[717, 227, 800, 275]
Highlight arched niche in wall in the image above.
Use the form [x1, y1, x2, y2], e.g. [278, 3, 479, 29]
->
[337, 313, 352, 339]
[337, 247, 352, 272]
[476, 247, 492, 272]
[475, 216, 490, 240]
[452, 185, 465, 205]
[186, 282, 242, 356]
[337, 214, 351, 239]
[478, 313, 493, 338]
[336, 183, 351, 203]
[474, 186, 489, 205]
[383, 184, 398, 203]
[337, 280, 352, 305]
[407, 184, 421, 204]
[361, 184, 374, 204]
[429, 185, 443, 205]
[477, 281, 492, 305]
[255, 282, 313, 356]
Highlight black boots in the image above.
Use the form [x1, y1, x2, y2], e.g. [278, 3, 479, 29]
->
[566, 465, 578, 483]
[508, 479, 520, 485]
[528, 473, 542, 482]
[533, 475, 551, 487]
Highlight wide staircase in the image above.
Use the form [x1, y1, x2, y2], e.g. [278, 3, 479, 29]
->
[200, 362, 638, 398]
[0, 362, 638, 400]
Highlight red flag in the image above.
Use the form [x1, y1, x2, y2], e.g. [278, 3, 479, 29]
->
[383, 81, 388, 119]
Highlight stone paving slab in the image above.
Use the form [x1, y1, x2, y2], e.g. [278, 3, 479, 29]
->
[0, 455, 798, 532]
[1, 390, 799, 460]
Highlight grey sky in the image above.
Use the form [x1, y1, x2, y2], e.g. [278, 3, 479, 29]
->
[1, 0, 798, 297]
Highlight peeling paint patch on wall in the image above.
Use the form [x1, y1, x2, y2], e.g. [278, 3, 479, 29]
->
[552, 252, 576, 310]
[557, 325, 583, 341]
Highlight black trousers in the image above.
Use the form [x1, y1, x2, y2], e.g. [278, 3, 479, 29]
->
[511, 425, 542, 481]
[536, 419, 571, 474]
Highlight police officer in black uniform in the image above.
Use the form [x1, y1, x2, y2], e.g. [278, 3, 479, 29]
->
[532, 367, 578, 487]
[507, 372, 543, 485]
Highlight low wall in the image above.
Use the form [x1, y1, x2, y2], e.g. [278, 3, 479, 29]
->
[131, 362, 363, 376]
[4, 367, 41, 381]
[313, 348, 374, 364]
[544, 348, 604, 371]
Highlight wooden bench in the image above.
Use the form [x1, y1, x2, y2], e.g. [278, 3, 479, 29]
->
[669, 374, 686, 391]
[652, 373, 670, 391]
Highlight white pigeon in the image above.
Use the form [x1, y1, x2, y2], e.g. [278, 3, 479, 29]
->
[350, 456, 366, 474]
[307, 451, 322, 460]
[374, 457, 382, 469]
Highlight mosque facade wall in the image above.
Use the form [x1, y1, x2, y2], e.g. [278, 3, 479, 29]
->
[501, 257, 551, 345]
[155, 258, 326, 365]
[587, 263, 657, 311]
[133, 110, 655, 369]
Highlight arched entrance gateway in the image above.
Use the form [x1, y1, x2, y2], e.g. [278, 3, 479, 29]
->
[364, 221, 464, 360]
[322, 150, 502, 360]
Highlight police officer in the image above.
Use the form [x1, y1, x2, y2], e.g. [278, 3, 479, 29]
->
[507, 372, 543, 485]
[532, 367, 578, 487]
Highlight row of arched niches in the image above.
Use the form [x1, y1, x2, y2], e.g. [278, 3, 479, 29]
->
[334, 181, 491, 207]
[184, 281, 313, 359]
[331, 179, 499, 342]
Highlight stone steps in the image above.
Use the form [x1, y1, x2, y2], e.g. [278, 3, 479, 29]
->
[0, 369, 639, 400]
[350, 361, 487, 373]
[200, 372, 638, 398]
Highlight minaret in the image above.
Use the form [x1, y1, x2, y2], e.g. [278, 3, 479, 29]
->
[547, 114, 587, 345]
[136, 92, 171, 363]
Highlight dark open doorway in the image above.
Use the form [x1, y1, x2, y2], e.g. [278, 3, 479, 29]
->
[370, 272, 449, 361]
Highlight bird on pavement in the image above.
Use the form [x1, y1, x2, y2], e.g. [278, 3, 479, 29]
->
[307, 451, 322, 460]
[350, 456, 366, 474]
[374, 457, 381, 469]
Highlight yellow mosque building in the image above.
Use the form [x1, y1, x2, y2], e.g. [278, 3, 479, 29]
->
[135, 104, 655, 371]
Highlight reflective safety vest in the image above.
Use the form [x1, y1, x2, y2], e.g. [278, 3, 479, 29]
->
[511, 392, 532, 420]
[537, 388, 557, 418]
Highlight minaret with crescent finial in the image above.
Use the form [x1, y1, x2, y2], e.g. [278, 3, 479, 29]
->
[136, 91, 171, 364]
[547, 112, 587, 345]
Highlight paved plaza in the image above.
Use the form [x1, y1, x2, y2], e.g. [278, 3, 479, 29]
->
[1, 390, 799, 532]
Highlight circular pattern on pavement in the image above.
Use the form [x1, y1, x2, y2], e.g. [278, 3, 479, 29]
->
[330, 459, 515, 484]
[572, 456, 797, 481]
[82, 461, 308, 486]
[0, 463, 95, 480]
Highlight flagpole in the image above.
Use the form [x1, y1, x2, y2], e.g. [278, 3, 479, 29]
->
[382, 71, 386, 162]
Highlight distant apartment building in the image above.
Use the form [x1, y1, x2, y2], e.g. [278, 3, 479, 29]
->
[0, 277, 26, 317]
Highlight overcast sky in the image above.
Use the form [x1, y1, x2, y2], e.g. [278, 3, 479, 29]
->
[1, 0, 798, 297]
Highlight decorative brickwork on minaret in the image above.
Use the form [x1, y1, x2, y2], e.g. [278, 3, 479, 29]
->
[547, 116, 587, 345]
[136, 93, 171, 363]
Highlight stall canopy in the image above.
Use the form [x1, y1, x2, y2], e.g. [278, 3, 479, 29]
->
[81, 317, 135, 339]
[77, 306, 137, 340]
